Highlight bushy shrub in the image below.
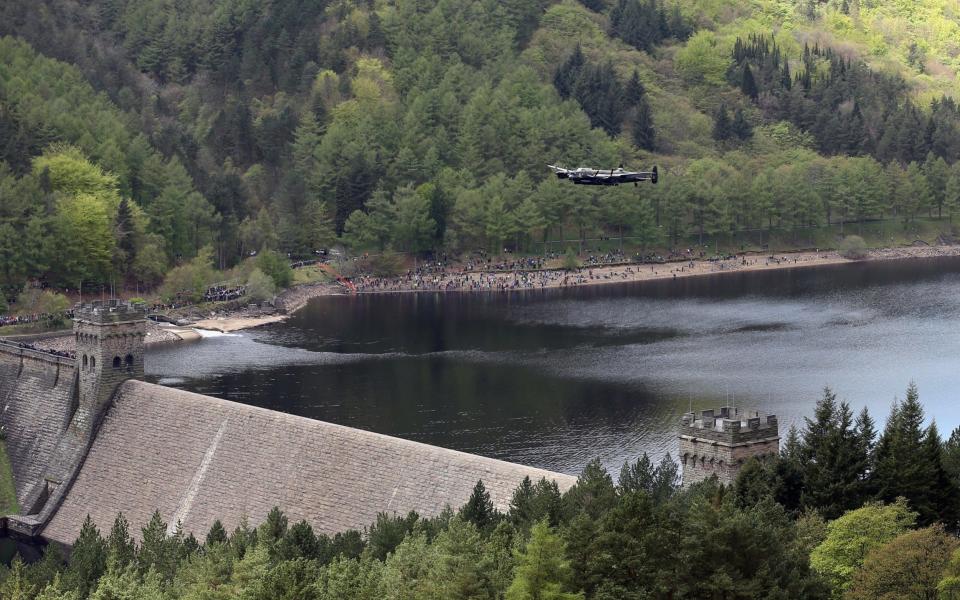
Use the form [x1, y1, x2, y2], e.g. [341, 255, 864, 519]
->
[158, 247, 216, 303]
[839, 235, 868, 259]
[563, 247, 581, 270]
[245, 268, 277, 302]
[256, 250, 293, 289]
[17, 286, 70, 314]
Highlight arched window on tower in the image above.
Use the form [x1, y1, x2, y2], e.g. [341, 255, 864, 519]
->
[90, 357, 95, 369]
[125, 354, 134, 371]
[82, 355, 88, 369]
[113, 356, 121, 369]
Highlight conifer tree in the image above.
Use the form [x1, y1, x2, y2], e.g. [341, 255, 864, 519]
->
[731, 108, 753, 140]
[618, 454, 655, 495]
[205, 520, 228, 547]
[277, 520, 321, 561]
[260, 506, 289, 546]
[138, 510, 176, 580]
[924, 422, 959, 527]
[63, 515, 107, 597]
[632, 97, 656, 151]
[461, 480, 496, 530]
[741, 64, 758, 100]
[625, 69, 645, 108]
[506, 520, 583, 600]
[106, 513, 136, 570]
[553, 45, 584, 100]
[873, 383, 941, 524]
[1, 556, 37, 599]
[563, 459, 618, 520]
[509, 476, 536, 528]
[712, 104, 733, 142]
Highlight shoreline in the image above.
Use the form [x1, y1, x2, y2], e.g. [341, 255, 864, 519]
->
[350, 244, 960, 296]
[17, 245, 960, 351]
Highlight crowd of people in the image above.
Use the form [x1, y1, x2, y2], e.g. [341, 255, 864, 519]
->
[203, 284, 246, 303]
[350, 249, 847, 294]
[0, 339, 74, 359]
[0, 310, 73, 328]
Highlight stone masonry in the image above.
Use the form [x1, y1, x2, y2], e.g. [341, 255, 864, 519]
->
[73, 300, 146, 434]
[679, 407, 780, 486]
[0, 342, 76, 512]
[0, 299, 576, 545]
[42, 380, 577, 545]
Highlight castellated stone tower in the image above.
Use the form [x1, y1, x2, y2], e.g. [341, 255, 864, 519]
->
[73, 300, 147, 432]
[679, 407, 780, 487]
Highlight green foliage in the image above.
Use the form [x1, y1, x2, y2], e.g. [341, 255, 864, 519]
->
[16, 287, 70, 315]
[873, 383, 959, 526]
[839, 235, 868, 259]
[506, 520, 583, 600]
[158, 247, 216, 303]
[460, 480, 498, 531]
[244, 268, 276, 303]
[810, 498, 916, 595]
[562, 247, 580, 270]
[847, 524, 958, 600]
[255, 251, 293, 290]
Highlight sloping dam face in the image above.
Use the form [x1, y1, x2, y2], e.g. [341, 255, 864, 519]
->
[0, 344, 77, 512]
[41, 380, 576, 544]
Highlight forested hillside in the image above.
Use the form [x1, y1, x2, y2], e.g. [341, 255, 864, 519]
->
[3, 0, 960, 301]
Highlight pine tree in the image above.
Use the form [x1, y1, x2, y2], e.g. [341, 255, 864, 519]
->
[632, 97, 656, 151]
[944, 168, 960, 222]
[924, 422, 959, 527]
[712, 104, 733, 141]
[650, 453, 680, 502]
[509, 476, 536, 528]
[206, 520, 228, 547]
[741, 64, 758, 100]
[505, 520, 583, 600]
[106, 513, 136, 570]
[138, 510, 174, 579]
[625, 69, 645, 108]
[731, 108, 753, 140]
[1, 557, 37, 599]
[260, 506, 289, 546]
[873, 383, 940, 524]
[461, 480, 496, 530]
[943, 427, 960, 489]
[564, 459, 618, 520]
[277, 519, 321, 561]
[554, 45, 584, 100]
[63, 515, 107, 597]
[618, 454, 655, 494]
[113, 197, 136, 276]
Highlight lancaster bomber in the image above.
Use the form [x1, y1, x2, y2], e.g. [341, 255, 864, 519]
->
[547, 164, 658, 186]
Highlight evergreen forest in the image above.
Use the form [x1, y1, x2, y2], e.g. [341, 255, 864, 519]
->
[4, 0, 960, 304]
[3, 385, 960, 599]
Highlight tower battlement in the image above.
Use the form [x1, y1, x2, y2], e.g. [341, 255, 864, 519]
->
[74, 300, 147, 324]
[72, 300, 147, 434]
[679, 406, 779, 486]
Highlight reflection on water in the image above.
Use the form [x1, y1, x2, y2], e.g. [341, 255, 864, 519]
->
[146, 257, 960, 475]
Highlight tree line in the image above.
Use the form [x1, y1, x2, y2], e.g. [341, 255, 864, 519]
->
[728, 34, 960, 165]
[2, 383, 959, 598]
[6, 0, 960, 306]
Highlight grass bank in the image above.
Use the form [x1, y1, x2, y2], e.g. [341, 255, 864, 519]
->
[0, 443, 19, 515]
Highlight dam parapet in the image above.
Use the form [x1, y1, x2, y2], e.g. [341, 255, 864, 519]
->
[679, 407, 780, 486]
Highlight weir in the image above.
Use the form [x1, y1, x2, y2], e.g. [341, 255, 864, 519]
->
[0, 301, 576, 547]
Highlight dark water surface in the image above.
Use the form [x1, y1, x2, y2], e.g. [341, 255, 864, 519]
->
[146, 257, 960, 475]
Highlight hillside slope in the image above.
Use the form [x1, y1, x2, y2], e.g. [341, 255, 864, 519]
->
[1, 0, 960, 299]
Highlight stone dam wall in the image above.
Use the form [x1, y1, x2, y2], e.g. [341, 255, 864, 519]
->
[0, 334, 577, 546]
[0, 342, 77, 512]
[42, 381, 577, 545]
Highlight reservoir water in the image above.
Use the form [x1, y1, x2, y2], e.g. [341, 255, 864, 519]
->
[146, 257, 960, 476]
